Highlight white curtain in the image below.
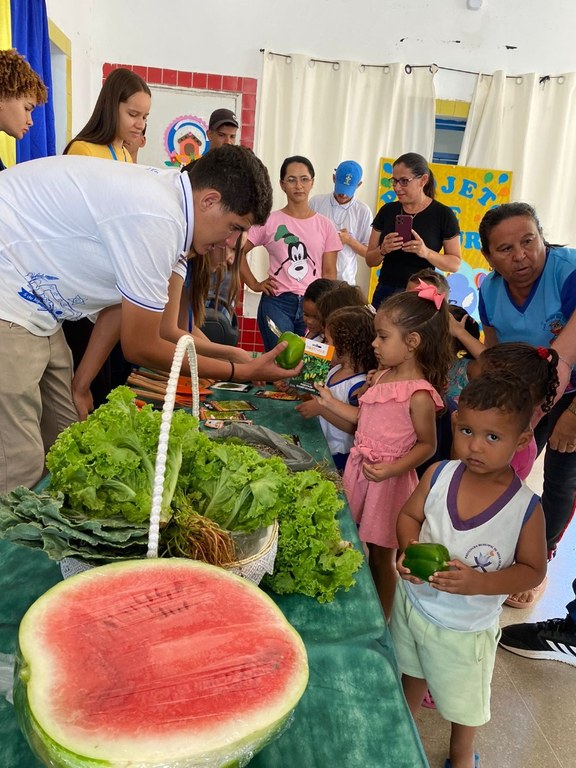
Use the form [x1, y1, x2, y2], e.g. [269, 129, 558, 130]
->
[256, 52, 437, 212]
[459, 71, 576, 245]
[241, 51, 436, 301]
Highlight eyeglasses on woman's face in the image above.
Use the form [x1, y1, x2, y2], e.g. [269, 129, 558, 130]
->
[283, 175, 313, 185]
[388, 174, 423, 188]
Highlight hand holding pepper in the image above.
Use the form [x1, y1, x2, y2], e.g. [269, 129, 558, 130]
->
[397, 550, 426, 585]
[429, 559, 485, 595]
[400, 542, 450, 582]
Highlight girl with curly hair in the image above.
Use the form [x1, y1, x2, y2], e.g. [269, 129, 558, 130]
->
[0, 49, 47, 170]
[296, 305, 377, 474]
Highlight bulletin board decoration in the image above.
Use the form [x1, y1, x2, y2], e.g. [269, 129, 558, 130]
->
[369, 158, 512, 319]
[163, 115, 209, 167]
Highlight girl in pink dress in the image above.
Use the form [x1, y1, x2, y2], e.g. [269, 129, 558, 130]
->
[317, 285, 452, 617]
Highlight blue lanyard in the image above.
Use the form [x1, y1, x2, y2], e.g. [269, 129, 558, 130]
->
[108, 144, 126, 161]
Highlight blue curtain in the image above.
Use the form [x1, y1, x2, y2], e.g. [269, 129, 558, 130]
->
[11, 0, 55, 162]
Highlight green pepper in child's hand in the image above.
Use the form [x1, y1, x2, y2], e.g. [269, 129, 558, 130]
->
[275, 332, 306, 370]
[403, 542, 450, 581]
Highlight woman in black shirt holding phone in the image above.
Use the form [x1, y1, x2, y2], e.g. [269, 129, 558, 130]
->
[366, 153, 461, 308]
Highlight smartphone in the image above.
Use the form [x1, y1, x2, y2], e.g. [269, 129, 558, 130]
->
[395, 214, 414, 243]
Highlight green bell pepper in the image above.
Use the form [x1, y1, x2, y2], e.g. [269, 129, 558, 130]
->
[403, 542, 450, 581]
[276, 331, 306, 370]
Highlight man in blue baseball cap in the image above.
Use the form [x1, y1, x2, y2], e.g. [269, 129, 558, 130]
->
[310, 160, 372, 284]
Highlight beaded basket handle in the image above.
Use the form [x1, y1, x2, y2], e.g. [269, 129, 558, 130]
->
[147, 336, 200, 558]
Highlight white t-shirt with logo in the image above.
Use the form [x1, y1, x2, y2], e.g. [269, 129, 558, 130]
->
[404, 460, 539, 632]
[309, 193, 372, 284]
[0, 156, 192, 335]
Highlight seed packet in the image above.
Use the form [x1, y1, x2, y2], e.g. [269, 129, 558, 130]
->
[254, 389, 300, 401]
[291, 338, 335, 393]
[204, 418, 254, 429]
[210, 382, 252, 392]
[203, 400, 257, 412]
[199, 408, 248, 421]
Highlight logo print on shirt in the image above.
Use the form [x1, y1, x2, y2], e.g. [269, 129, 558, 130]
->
[465, 544, 502, 572]
[18, 273, 85, 319]
[272, 224, 317, 281]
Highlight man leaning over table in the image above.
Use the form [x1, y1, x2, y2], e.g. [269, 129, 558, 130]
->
[0, 145, 302, 494]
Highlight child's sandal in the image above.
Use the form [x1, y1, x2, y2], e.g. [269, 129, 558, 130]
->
[444, 753, 479, 768]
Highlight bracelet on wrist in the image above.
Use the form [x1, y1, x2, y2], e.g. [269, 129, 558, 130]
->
[228, 361, 235, 381]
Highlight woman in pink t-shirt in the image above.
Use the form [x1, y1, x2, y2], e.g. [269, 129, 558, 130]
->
[240, 155, 341, 350]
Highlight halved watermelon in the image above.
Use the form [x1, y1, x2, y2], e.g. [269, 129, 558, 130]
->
[14, 559, 309, 767]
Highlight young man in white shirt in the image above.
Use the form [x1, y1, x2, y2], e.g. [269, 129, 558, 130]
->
[309, 160, 372, 285]
[0, 145, 298, 493]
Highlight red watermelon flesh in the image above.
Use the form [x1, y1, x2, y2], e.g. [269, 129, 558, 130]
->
[15, 559, 309, 767]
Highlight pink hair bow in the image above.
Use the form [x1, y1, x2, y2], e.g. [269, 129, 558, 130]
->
[414, 279, 445, 310]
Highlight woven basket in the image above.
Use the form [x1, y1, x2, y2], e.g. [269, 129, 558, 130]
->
[61, 336, 278, 585]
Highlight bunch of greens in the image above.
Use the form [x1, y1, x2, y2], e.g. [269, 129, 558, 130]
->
[45, 387, 200, 524]
[178, 437, 290, 533]
[0, 486, 149, 563]
[264, 469, 364, 603]
[2, 387, 364, 601]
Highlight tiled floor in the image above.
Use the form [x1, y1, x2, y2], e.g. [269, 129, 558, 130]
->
[415, 454, 576, 768]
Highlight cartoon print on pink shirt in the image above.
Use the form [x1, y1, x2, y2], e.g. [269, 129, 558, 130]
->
[272, 224, 317, 281]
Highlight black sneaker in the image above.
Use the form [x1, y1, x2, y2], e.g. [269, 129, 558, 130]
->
[499, 616, 576, 666]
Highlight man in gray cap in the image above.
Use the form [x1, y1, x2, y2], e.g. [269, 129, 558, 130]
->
[310, 160, 372, 285]
[207, 108, 239, 150]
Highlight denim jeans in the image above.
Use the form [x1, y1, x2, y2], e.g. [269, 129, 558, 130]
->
[371, 282, 403, 310]
[534, 392, 576, 555]
[257, 292, 306, 352]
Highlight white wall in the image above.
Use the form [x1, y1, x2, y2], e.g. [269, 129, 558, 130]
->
[44, 0, 576, 302]
[47, 0, 576, 136]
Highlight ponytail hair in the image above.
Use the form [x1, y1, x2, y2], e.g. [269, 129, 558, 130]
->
[377, 290, 452, 396]
[478, 342, 559, 413]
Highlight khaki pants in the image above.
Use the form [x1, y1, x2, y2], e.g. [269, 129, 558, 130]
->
[0, 321, 78, 493]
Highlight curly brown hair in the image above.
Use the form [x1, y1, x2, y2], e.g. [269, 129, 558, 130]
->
[325, 306, 377, 373]
[0, 49, 47, 103]
[479, 342, 559, 413]
[379, 290, 452, 397]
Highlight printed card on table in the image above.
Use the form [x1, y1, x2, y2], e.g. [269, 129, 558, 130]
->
[199, 408, 248, 422]
[202, 399, 257, 412]
[254, 389, 300, 401]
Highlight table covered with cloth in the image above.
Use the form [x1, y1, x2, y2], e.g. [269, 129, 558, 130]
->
[0, 387, 428, 768]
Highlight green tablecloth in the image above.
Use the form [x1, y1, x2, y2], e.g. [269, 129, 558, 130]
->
[0, 388, 429, 768]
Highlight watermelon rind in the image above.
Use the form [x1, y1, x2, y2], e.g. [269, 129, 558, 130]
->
[14, 559, 308, 768]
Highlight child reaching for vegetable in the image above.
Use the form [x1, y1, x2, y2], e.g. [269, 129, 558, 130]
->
[391, 372, 547, 768]
[315, 286, 452, 617]
[295, 306, 377, 473]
